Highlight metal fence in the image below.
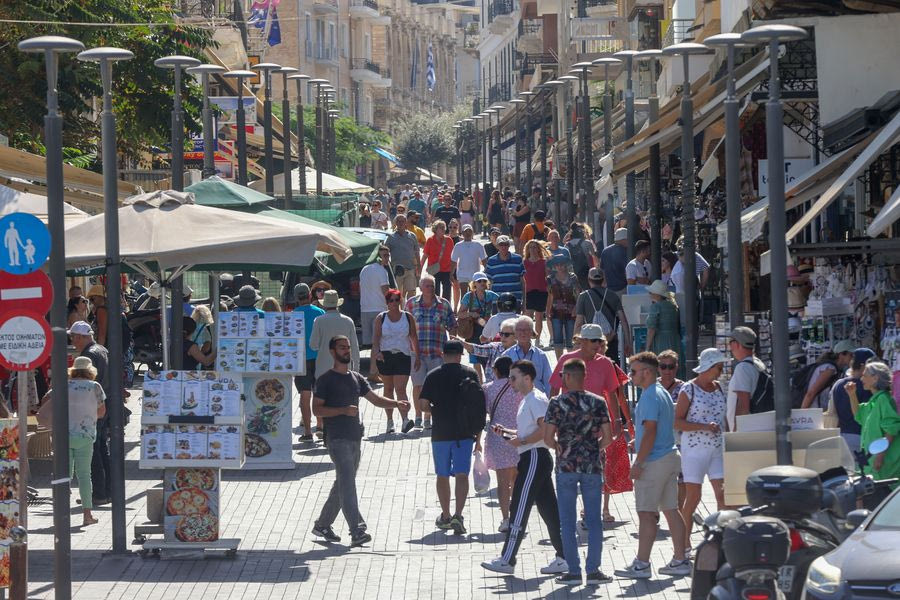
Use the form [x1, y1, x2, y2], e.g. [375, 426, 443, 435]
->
[662, 19, 695, 48]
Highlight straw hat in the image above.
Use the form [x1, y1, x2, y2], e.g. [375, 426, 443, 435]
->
[86, 284, 106, 299]
[69, 356, 97, 377]
[647, 280, 671, 298]
[322, 290, 344, 308]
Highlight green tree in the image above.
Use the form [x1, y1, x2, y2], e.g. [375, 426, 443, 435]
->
[0, 0, 214, 162]
[393, 112, 455, 180]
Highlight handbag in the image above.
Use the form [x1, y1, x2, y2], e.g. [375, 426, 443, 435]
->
[426, 237, 449, 276]
[456, 293, 477, 340]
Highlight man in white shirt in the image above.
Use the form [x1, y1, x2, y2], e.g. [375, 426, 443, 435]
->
[482, 293, 519, 342]
[670, 238, 710, 295]
[450, 224, 487, 288]
[359, 246, 392, 382]
[625, 240, 652, 285]
[725, 327, 765, 431]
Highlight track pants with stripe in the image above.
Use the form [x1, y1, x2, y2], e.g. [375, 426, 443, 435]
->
[500, 447, 565, 566]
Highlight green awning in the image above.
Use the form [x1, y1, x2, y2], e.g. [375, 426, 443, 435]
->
[186, 175, 274, 207]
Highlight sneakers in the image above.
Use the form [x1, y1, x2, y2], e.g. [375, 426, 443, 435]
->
[414, 417, 422, 428]
[555, 573, 582, 586]
[423, 418, 432, 430]
[350, 532, 372, 547]
[450, 514, 466, 535]
[481, 557, 515, 574]
[386, 420, 395, 434]
[498, 518, 509, 533]
[311, 524, 341, 543]
[615, 559, 652, 579]
[401, 419, 415, 434]
[658, 559, 692, 576]
[298, 433, 313, 442]
[540, 556, 569, 575]
[585, 571, 613, 585]
[435, 514, 453, 530]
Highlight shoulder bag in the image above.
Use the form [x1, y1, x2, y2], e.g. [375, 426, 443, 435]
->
[426, 237, 449, 276]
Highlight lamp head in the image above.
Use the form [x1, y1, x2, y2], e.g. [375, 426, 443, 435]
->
[77, 47, 134, 63]
[154, 55, 202, 69]
[18, 36, 85, 54]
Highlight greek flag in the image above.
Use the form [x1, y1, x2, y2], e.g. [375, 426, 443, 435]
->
[426, 42, 436, 92]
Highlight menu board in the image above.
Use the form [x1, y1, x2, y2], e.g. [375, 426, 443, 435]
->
[162, 467, 220, 543]
[0, 419, 20, 588]
[216, 312, 305, 374]
[142, 371, 242, 418]
[242, 375, 294, 469]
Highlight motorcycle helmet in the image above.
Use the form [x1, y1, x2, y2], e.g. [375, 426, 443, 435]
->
[498, 293, 518, 313]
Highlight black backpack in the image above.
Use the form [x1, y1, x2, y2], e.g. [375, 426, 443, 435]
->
[741, 358, 775, 414]
[567, 239, 590, 277]
[458, 374, 487, 438]
[530, 223, 546, 242]
[790, 361, 839, 409]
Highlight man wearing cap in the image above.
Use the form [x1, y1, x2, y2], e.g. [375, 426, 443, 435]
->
[233, 284, 265, 317]
[574, 268, 632, 364]
[829, 347, 876, 451]
[485, 236, 526, 303]
[407, 190, 427, 221]
[293, 283, 326, 442]
[725, 326, 766, 432]
[386, 214, 421, 298]
[419, 339, 480, 535]
[599, 228, 630, 296]
[519, 210, 548, 244]
[801, 340, 855, 410]
[406, 211, 427, 247]
[670, 237, 710, 295]
[547, 229, 570, 263]
[484, 228, 502, 260]
[310, 291, 360, 379]
[626, 240, 652, 286]
[451, 224, 487, 290]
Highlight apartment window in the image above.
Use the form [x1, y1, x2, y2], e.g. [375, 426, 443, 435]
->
[329, 22, 336, 57]
[305, 13, 312, 56]
[340, 24, 348, 58]
[364, 32, 372, 60]
[341, 88, 348, 113]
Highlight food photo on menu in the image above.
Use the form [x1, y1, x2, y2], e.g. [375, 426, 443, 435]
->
[164, 467, 220, 543]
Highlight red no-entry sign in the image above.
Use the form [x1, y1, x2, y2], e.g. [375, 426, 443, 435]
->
[0, 270, 53, 316]
[0, 310, 53, 371]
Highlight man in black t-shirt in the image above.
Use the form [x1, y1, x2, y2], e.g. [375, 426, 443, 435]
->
[433, 194, 461, 227]
[419, 340, 480, 535]
[312, 335, 409, 547]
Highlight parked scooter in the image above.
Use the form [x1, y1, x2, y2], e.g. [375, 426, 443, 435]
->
[708, 515, 793, 600]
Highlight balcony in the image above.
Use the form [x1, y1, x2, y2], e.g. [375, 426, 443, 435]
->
[662, 18, 695, 48]
[488, 0, 515, 34]
[584, 0, 617, 17]
[519, 52, 557, 76]
[306, 41, 339, 65]
[487, 83, 512, 104]
[350, 0, 380, 19]
[350, 58, 392, 87]
[313, 0, 338, 14]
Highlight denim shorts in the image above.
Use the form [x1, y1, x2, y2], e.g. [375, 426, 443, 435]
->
[432, 438, 475, 477]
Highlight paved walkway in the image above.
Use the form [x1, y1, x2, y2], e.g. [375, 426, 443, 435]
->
[25, 349, 717, 599]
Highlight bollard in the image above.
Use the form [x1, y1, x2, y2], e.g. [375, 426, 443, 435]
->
[9, 526, 26, 600]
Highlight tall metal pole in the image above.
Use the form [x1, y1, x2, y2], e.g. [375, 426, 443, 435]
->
[521, 91, 535, 195]
[78, 46, 134, 555]
[540, 91, 550, 210]
[614, 51, 638, 249]
[19, 35, 85, 600]
[486, 109, 495, 192]
[252, 63, 281, 195]
[480, 114, 489, 200]
[223, 70, 255, 185]
[288, 74, 310, 195]
[706, 34, 748, 328]
[309, 80, 328, 196]
[473, 115, 482, 200]
[187, 64, 226, 180]
[277, 67, 298, 204]
[491, 106, 506, 191]
[572, 63, 594, 214]
[663, 43, 711, 372]
[743, 25, 808, 465]
[593, 58, 620, 245]
[511, 102, 524, 191]
[636, 50, 663, 279]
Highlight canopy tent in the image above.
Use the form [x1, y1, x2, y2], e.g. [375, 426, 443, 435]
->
[184, 176, 274, 207]
[0, 183, 88, 223]
[249, 167, 374, 195]
[867, 186, 900, 238]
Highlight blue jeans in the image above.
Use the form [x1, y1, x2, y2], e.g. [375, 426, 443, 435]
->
[551, 318, 575, 351]
[556, 471, 604, 575]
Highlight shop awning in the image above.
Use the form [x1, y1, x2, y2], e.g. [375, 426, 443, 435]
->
[786, 109, 900, 240]
[249, 167, 374, 194]
[185, 175, 274, 207]
[0, 183, 89, 223]
[867, 186, 900, 238]
[373, 146, 401, 164]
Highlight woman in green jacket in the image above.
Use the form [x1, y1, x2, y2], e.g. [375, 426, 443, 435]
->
[847, 361, 900, 480]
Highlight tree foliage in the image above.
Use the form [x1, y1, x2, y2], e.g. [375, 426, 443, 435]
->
[392, 112, 455, 177]
[0, 0, 214, 163]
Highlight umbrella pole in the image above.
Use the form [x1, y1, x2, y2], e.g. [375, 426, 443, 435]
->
[160, 274, 170, 369]
[209, 273, 219, 349]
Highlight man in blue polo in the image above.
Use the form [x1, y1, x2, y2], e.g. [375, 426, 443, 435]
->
[485, 235, 525, 302]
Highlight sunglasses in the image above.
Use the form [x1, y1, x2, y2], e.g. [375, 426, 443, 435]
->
[500, 332, 514, 337]
[659, 363, 677, 370]
[315, 289, 326, 295]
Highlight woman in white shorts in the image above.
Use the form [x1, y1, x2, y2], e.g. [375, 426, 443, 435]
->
[674, 348, 727, 541]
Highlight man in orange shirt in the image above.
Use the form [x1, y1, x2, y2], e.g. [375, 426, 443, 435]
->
[519, 210, 548, 245]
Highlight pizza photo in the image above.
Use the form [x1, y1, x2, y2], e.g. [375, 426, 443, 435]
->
[254, 378, 285, 406]
[175, 513, 219, 543]
[173, 468, 216, 491]
[166, 487, 210, 516]
[244, 433, 271, 457]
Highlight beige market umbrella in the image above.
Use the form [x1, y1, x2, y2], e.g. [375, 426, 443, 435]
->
[250, 166, 374, 195]
[0, 183, 89, 223]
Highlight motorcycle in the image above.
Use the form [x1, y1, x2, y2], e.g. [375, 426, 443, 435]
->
[708, 515, 792, 600]
[127, 307, 162, 373]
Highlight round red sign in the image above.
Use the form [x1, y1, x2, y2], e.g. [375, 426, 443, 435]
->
[0, 270, 53, 316]
[0, 310, 53, 371]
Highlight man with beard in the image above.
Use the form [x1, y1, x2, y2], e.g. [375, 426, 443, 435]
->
[312, 335, 409, 547]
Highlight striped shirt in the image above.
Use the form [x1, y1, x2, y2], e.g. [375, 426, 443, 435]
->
[485, 252, 525, 300]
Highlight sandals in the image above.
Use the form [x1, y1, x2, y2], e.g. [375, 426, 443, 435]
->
[603, 512, 616, 523]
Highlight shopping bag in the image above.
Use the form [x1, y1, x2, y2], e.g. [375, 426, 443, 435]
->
[473, 450, 491, 494]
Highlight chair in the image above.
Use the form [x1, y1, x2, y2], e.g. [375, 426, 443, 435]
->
[26, 430, 52, 461]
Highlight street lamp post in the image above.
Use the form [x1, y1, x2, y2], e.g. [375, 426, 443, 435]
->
[542, 81, 565, 213]
[479, 112, 490, 199]
[287, 73, 311, 195]
[593, 57, 621, 245]
[473, 114, 484, 200]
[77, 46, 134, 556]
[223, 70, 255, 185]
[186, 64, 226, 179]
[463, 118, 475, 194]
[485, 109, 496, 195]
[490, 105, 506, 191]
[571, 62, 595, 213]
[613, 50, 639, 249]
[520, 91, 535, 194]
[510, 99, 526, 193]
[277, 66, 298, 204]
[705, 34, 750, 328]
[742, 24, 809, 466]
[251, 62, 281, 196]
[308, 79, 329, 195]
[328, 108, 339, 172]
[155, 54, 200, 370]
[453, 122, 462, 186]
[662, 42, 712, 373]
[559, 74, 581, 218]
[635, 49, 663, 279]
[18, 35, 85, 600]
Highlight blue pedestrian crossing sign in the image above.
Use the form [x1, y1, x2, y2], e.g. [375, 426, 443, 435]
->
[0, 213, 51, 275]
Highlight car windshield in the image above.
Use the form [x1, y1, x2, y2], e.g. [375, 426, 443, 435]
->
[868, 492, 900, 530]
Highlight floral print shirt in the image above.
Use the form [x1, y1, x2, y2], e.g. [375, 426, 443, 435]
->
[544, 390, 611, 474]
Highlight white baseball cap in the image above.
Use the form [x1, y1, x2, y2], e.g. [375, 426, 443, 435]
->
[68, 321, 93, 336]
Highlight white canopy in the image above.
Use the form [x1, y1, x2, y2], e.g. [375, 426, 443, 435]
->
[867, 186, 900, 238]
[250, 167, 374, 195]
[0, 183, 88, 223]
[64, 190, 351, 273]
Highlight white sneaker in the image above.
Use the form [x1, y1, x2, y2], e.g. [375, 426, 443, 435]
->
[498, 518, 509, 533]
[615, 560, 652, 579]
[423, 418, 432, 430]
[658, 559, 692, 576]
[386, 420, 395, 434]
[481, 557, 514, 574]
[540, 556, 569, 575]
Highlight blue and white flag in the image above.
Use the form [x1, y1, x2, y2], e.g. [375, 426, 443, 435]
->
[426, 42, 436, 92]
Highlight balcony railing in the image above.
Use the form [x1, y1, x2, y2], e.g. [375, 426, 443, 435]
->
[178, 0, 233, 19]
[314, 0, 339, 10]
[584, 0, 616, 6]
[662, 19, 695, 48]
[487, 83, 511, 104]
[519, 52, 557, 75]
[350, 0, 379, 9]
[488, 0, 514, 20]
[306, 41, 338, 61]
[351, 58, 391, 79]
[518, 18, 542, 36]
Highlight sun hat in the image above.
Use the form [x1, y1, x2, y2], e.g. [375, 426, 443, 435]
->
[647, 280, 670, 298]
[147, 282, 161, 298]
[472, 271, 489, 282]
[577, 324, 607, 341]
[694, 348, 728, 374]
[321, 290, 344, 308]
[233, 285, 261, 307]
[71, 356, 96, 372]
[728, 326, 757, 349]
[86, 284, 106, 299]
[614, 228, 628, 242]
[67, 321, 93, 336]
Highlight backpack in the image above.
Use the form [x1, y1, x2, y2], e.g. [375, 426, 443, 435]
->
[740, 358, 775, 414]
[458, 374, 487, 438]
[587, 288, 615, 336]
[789, 361, 839, 409]
[567, 239, 590, 277]
[530, 223, 546, 242]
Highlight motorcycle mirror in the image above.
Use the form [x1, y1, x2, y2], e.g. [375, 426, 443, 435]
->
[846, 509, 870, 529]
[869, 437, 890, 455]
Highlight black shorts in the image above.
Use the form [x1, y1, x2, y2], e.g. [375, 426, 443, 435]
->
[525, 290, 549, 312]
[293, 359, 318, 392]
[375, 351, 412, 376]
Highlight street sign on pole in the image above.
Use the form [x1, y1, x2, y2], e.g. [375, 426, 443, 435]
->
[0, 311, 53, 371]
[0, 270, 53, 315]
[0, 213, 51, 275]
